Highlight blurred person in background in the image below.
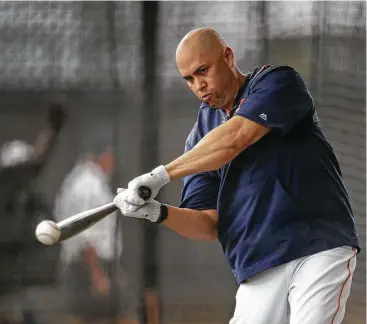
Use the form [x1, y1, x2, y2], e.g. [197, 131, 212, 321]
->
[0, 104, 66, 324]
[53, 145, 139, 324]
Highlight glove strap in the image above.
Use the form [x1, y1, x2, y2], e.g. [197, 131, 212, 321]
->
[156, 204, 168, 224]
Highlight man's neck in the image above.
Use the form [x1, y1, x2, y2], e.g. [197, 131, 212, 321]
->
[223, 72, 246, 114]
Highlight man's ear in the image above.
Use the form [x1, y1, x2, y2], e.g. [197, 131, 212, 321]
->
[223, 47, 234, 68]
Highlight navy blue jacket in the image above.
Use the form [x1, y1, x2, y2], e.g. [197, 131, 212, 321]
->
[179, 65, 360, 284]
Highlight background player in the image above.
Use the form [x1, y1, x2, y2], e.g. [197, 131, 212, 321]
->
[0, 104, 66, 324]
[54, 146, 139, 324]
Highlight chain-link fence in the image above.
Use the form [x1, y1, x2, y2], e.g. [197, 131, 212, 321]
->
[0, 1, 365, 323]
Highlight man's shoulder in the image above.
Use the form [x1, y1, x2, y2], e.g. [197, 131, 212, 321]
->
[60, 162, 106, 193]
[56, 162, 113, 211]
[247, 64, 302, 89]
[248, 64, 274, 81]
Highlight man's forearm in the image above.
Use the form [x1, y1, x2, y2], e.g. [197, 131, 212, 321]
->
[165, 116, 268, 180]
[162, 206, 218, 241]
[32, 127, 60, 166]
[32, 105, 66, 167]
[165, 121, 239, 180]
[83, 245, 106, 278]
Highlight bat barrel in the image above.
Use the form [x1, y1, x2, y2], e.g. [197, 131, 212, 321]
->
[50, 186, 151, 244]
[58, 202, 118, 242]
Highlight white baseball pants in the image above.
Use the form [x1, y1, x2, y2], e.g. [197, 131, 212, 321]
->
[229, 246, 357, 324]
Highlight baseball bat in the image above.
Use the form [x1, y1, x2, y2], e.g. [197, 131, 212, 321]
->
[57, 202, 119, 242]
[36, 186, 151, 244]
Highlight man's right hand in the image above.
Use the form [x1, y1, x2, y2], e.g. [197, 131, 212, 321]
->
[84, 246, 110, 296]
[91, 270, 111, 296]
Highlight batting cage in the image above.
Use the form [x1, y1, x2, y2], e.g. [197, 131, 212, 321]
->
[0, 1, 365, 324]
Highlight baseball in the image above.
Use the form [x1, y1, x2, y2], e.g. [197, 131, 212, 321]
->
[35, 220, 61, 245]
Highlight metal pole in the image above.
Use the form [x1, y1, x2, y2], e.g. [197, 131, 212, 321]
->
[106, 1, 123, 321]
[141, 1, 160, 323]
[106, 1, 119, 90]
[310, 1, 326, 107]
[258, 1, 269, 65]
[310, 1, 321, 101]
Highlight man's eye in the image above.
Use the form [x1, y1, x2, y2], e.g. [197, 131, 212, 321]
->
[199, 67, 208, 74]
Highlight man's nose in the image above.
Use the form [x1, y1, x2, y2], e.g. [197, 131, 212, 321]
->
[194, 78, 206, 92]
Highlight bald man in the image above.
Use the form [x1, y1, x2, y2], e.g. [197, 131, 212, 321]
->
[114, 28, 360, 324]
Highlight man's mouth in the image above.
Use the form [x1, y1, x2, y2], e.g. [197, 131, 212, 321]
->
[202, 94, 212, 102]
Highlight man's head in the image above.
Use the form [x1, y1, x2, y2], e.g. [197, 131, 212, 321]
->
[78, 125, 115, 177]
[95, 150, 115, 176]
[83, 147, 115, 178]
[176, 28, 244, 111]
[0, 140, 34, 167]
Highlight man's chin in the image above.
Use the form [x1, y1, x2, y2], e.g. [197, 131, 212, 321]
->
[209, 102, 219, 108]
[201, 97, 219, 108]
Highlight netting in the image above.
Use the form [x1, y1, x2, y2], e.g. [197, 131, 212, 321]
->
[310, 2, 366, 322]
[0, 1, 142, 90]
[0, 1, 365, 324]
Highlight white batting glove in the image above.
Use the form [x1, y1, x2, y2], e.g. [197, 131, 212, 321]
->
[113, 188, 162, 223]
[125, 165, 170, 206]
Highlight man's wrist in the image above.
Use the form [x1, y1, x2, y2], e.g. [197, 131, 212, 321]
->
[156, 204, 168, 224]
[152, 165, 171, 184]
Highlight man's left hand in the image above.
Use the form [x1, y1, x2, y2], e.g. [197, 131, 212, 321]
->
[114, 188, 162, 223]
[125, 165, 170, 206]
